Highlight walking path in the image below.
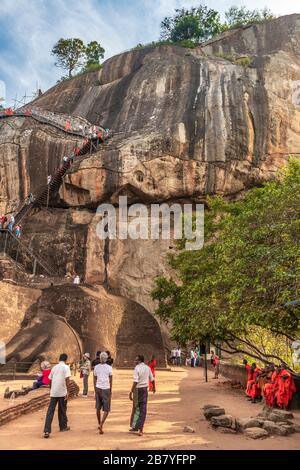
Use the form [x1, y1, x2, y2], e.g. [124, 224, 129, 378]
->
[0, 368, 299, 450]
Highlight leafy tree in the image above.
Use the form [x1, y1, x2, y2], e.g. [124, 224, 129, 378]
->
[225, 6, 275, 29]
[52, 38, 105, 78]
[84, 41, 105, 72]
[152, 160, 300, 367]
[158, 4, 275, 46]
[160, 5, 223, 44]
[52, 38, 86, 78]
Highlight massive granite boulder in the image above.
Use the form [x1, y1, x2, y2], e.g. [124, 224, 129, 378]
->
[0, 14, 300, 365]
[0, 282, 165, 368]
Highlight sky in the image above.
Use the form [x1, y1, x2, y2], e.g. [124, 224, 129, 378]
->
[0, 0, 299, 107]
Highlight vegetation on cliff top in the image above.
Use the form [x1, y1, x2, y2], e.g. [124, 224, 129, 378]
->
[52, 38, 105, 79]
[152, 159, 300, 369]
[133, 4, 275, 51]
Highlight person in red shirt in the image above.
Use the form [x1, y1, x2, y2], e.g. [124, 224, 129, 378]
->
[32, 361, 51, 389]
[148, 355, 157, 391]
[211, 351, 219, 379]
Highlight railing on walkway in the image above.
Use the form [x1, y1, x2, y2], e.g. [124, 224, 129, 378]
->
[0, 229, 55, 276]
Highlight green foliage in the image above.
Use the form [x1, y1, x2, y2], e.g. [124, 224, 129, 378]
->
[212, 53, 252, 67]
[160, 5, 224, 44]
[84, 41, 105, 70]
[52, 38, 105, 79]
[52, 38, 86, 78]
[152, 159, 300, 365]
[132, 39, 197, 51]
[225, 6, 275, 29]
[77, 63, 103, 75]
[158, 4, 275, 46]
[234, 56, 251, 67]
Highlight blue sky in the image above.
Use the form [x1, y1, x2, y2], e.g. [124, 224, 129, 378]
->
[0, 0, 299, 106]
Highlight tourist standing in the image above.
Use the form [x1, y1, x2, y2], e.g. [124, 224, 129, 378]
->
[92, 351, 101, 369]
[129, 355, 155, 436]
[190, 350, 195, 367]
[106, 350, 114, 366]
[80, 353, 91, 397]
[170, 348, 176, 366]
[43, 354, 71, 438]
[94, 352, 113, 434]
[176, 347, 181, 366]
[15, 224, 21, 238]
[8, 214, 15, 232]
[73, 275, 80, 285]
[211, 350, 220, 379]
[148, 355, 157, 391]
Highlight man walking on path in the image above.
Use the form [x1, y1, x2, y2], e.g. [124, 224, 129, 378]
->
[43, 354, 71, 438]
[94, 352, 113, 434]
[129, 355, 156, 436]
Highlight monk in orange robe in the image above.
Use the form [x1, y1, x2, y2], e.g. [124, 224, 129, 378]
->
[245, 362, 262, 402]
[275, 364, 296, 410]
[263, 365, 279, 408]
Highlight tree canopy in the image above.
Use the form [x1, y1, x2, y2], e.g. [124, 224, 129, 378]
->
[152, 160, 300, 367]
[225, 6, 275, 29]
[160, 5, 223, 43]
[52, 38, 105, 78]
[160, 4, 275, 45]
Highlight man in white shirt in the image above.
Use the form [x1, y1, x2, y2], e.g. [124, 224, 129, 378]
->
[94, 351, 113, 434]
[129, 355, 155, 436]
[171, 348, 176, 365]
[43, 354, 71, 438]
[176, 347, 182, 366]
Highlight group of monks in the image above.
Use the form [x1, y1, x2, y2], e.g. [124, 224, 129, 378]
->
[243, 360, 297, 410]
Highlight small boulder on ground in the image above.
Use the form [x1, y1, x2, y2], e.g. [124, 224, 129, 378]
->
[245, 427, 269, 439]
[268, 410, 294, 422]
[262, 421, 288, 436]
[236, 417, 261, 432]
[203, 404, 221, 411]
[211, 414, 234, 428]
[292, 424, 300, 433]
[183, 426, 195, 433]
[204, 407, 226, 419]
[217, 427, 237, 434]
[281, 424, 295, 435]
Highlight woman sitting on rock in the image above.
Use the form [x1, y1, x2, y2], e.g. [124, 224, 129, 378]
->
[32, 361, 51, 389]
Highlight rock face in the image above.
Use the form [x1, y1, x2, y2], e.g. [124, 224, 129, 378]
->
[1, 15, 300, 364]
[1, 282, 165, 368]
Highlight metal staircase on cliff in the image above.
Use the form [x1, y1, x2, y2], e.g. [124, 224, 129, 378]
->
[0, 106, 111, 276]
[0, 229, 54, 276]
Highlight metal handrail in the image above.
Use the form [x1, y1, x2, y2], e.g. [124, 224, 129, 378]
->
[0, 229, 55, 276]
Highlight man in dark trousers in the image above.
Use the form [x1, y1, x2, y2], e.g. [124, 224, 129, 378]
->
[129, 355, 156, 436]
[43, 353, 71, 438]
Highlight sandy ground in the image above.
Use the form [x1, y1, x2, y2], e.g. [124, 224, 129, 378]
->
[0, 367, 299, 450]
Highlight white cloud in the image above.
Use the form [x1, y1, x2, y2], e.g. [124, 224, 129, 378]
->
[0, 0, 299, 106]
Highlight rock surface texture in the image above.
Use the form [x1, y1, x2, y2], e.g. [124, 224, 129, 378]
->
[0, 15, 300, 365]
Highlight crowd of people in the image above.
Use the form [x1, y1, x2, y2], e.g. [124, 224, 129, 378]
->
[0, 213, 22, 238]
[170, 347, 182, 366]
[42, 350, 157, 439]
[0, 106, 110, 142]
[0, 110, 111, 239]
[244, 359, 297, 409]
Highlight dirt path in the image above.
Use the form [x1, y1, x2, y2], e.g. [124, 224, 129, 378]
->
[0, 367, 299, 450]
